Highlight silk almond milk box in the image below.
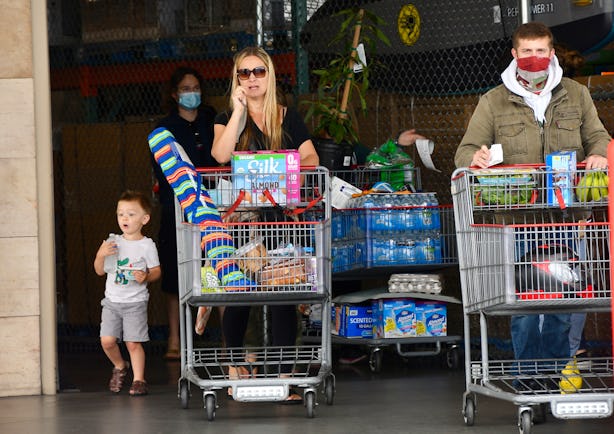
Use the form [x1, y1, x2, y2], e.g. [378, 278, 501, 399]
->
[231, 150, 300, 206]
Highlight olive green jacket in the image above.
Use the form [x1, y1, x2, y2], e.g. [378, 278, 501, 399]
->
[454, 77, 610, 168]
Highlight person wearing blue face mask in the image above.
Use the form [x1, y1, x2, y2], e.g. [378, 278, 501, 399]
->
[178, 90, 201, 110]
[151, 66, 219, 360]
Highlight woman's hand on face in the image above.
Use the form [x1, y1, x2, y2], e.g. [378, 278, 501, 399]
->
[232, 86, 247, 109]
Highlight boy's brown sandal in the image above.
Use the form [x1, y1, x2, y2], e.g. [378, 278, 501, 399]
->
[109, 362, 130, 393]
[129, 380, 148, 396]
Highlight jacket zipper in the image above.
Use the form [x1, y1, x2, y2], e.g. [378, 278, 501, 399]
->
[539, 121, 545, 158]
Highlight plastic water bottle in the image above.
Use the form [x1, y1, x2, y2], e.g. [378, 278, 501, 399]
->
[420, 231, 442, 264]
[403, 162, 415, 191]
[331, 213, 346, 241]
[399, 235, 416, 264]
[332, 243, 345, 273]
[362, 194, 377, 232]
[430, 193, 441, 231]
[303, 246, 318, 291]
[103, 233, 119, 274]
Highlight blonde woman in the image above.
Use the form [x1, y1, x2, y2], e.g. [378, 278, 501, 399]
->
[212, 46, 318, 403]
[212, 45, 318, 162]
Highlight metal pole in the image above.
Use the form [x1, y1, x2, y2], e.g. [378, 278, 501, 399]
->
[292, 0, 309, 95]
[519, 0, 531, 24]
[257, 0, 264, 47]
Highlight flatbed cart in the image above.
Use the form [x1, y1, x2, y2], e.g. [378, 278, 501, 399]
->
[331, 288, 462, 373]
[451, 165, 614, 434]
[175, 166, 333, 420]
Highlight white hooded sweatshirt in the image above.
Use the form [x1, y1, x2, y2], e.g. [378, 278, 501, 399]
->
[500, 55, 563, 124]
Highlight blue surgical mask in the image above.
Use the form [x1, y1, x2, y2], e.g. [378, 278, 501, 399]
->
[178, 91, 201, 110]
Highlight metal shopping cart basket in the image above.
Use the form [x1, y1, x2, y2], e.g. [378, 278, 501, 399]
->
[451, 165, 614, 434]
[326, 166, 461, 372]
[175, 166, 333, 420]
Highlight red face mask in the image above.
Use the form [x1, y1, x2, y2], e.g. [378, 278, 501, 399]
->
[516, 56, 551, 72]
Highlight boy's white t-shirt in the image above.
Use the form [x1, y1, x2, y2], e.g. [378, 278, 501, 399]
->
[105, 235, 160, 303]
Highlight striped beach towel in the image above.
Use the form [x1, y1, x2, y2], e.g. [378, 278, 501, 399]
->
[148, 127, 251, 290]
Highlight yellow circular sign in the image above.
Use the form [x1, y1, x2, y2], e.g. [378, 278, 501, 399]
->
[397, 4, 421, 46]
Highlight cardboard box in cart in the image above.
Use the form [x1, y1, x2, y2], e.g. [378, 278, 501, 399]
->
[415, 302, 447, 336]
[331, 303, 374, 338]
[341, 305, 374, 338]
[546, 151, 576, 206]
[373, 299, 416, 338]
[231, 150, 300, 206]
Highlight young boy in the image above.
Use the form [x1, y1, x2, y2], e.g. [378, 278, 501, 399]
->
[94, 190, 161, 396]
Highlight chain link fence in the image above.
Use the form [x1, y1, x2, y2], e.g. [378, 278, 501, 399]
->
[50, 1, 612, 354]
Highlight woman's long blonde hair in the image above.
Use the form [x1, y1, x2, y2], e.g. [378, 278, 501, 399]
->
[229, 46, 283, 150]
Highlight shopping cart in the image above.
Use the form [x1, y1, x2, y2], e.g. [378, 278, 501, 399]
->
[326, 166, 461, 372]
[331, 165, 422, 192]
[451, 165, 614, 434]
[175, 166, 333, 420]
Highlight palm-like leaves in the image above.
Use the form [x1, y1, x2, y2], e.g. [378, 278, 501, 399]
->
[303, 7, 390, 145]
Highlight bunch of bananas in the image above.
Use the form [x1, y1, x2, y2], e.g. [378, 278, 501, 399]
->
[576, 171, 609, 202]
[559, 358, 582, 394]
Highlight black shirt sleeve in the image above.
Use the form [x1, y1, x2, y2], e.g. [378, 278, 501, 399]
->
[282, 107, 311, 150]
[214, 111, 231, 126]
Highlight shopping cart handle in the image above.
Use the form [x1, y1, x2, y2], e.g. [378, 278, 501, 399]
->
[222, 190, 246, 220]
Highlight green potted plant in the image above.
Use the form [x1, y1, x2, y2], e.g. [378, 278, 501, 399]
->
[303, 7, 390, 169]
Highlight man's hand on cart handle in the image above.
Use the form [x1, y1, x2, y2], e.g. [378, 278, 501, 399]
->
[470, 147, 608, 170]
[584, 154, 608, 170]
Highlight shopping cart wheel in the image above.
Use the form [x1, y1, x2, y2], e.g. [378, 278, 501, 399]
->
[179, 379, 190, 409]
[204, 393, 216, 422]
[463, 395, 475, 426]
[518, 409, 533, 434]
[324, 375, 335, 405]
[445, 346, 460, 370]
[369, 349, 383, 373]
[305, 391, 316, 418]
[531, 404, 547, 424]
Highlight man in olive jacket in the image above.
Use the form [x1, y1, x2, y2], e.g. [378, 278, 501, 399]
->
[454, 22, 610, 374]
[455, 27, 609, 170]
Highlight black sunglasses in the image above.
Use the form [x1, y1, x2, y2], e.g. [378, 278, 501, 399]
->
[237, 67, 267, 80]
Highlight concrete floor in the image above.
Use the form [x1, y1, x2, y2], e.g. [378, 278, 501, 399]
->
[1, 349, 614, 434]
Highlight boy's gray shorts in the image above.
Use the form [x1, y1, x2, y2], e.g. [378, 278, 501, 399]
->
[100, 298, 149, 342]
